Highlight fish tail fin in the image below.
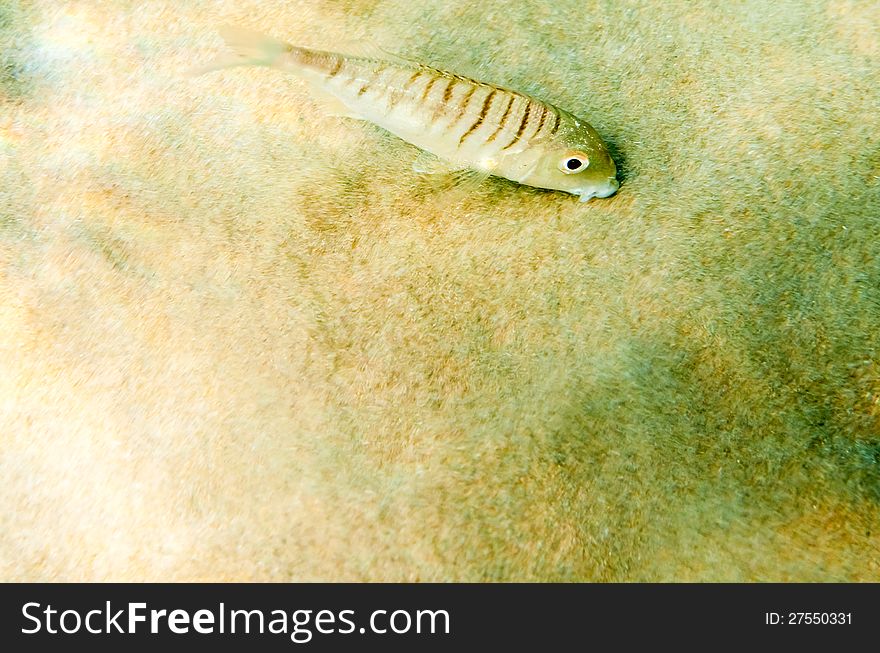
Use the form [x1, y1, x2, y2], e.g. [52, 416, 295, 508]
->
[187, 25, 295, 76]
[217, 25, 291, 66]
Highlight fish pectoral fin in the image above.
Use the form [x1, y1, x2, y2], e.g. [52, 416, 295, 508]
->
[412, 154, 490, 192]
[412, 152, 469, 175]
[449, 168, 491, 188]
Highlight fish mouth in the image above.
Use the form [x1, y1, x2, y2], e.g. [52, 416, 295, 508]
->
[577, 178, 619, 202]
[596, 177, 620, 198]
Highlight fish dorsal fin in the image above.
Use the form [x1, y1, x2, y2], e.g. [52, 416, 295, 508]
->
[332, 37, 417, 66]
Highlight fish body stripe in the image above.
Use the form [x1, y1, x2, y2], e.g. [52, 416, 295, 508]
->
[429, 77, 457, 122]
[526, 103, 545, 142]
[353, 62, 392, 97]
[534, 105, 548, 137]
[532, 103, 561, 142]
[502, 99, 533, 150]
[326, 55, 344, 78]
[485, 93, 516, 144]
[404, 69, 423, 89]
[441, 78, 455, 107]
[421, 74, 439, 103]
[493, 94, 524, 148]
[459, 89, 497, 145]
[548, 108, 561, 136]
[286, 47, 344, 78]
[454, 85, 478, 123]
[419, 75, 455, 123]
[381, 67, 420, 109]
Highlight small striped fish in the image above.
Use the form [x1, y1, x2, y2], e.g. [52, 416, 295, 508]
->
[200, 26, 619, 202]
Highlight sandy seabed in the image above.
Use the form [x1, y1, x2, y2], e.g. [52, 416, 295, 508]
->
[1, 0, 878, 581]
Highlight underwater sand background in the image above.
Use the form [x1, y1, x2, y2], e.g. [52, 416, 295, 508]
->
[0, 0, 878, 580]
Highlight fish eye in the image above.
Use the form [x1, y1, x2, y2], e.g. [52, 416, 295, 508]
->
[559, 154, 589, 174]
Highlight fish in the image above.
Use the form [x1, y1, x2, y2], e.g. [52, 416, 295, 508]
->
[197, 26, 619, 202]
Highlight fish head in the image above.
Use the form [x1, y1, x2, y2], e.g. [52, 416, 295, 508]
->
[522, 111, 619, 201]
